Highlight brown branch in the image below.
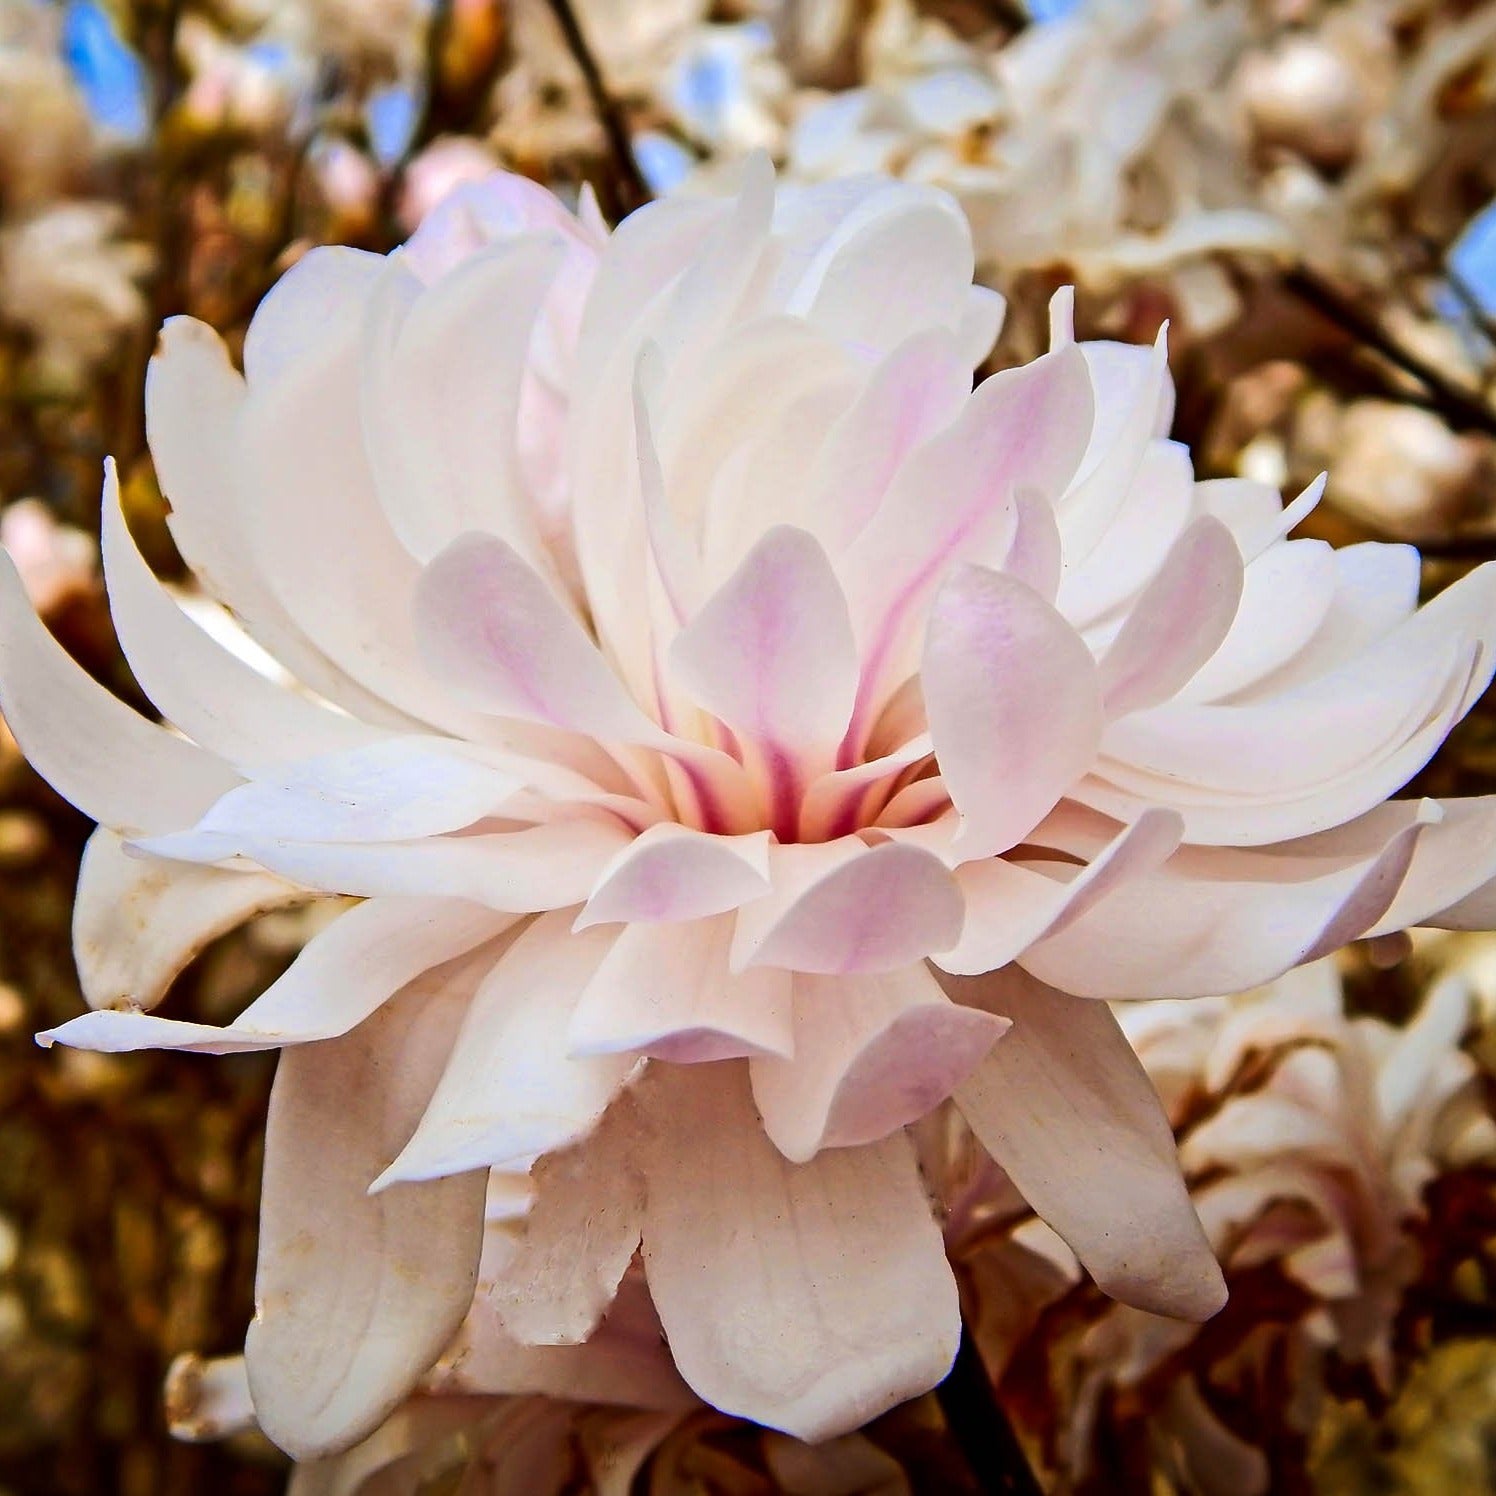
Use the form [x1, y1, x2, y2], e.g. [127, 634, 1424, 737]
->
[1284, 267, 1496, 439]
[543, 0, 651, 219]
[935, 1327, 1044, 1496]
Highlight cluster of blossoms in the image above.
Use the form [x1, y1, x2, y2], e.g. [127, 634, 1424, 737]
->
[9, 158, 1496, 1463]
[957, 960, 1496, 1493]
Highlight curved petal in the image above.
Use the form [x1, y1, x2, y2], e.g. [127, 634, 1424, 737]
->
[42, 897, 512, 1053]
[947, 966, 1225, 1320]
[640, 1062, 960, 1441]
[730, 840, 964, 975]
[245, 963, 489, 1460]
[1097, 516, 1243, 718]
[575, 824, 771, 929]
[750, 966, 1008, 1162]
[922, 565, 1102, 860]
[934, 808, 1182, 976]
[0, 551, 241, 834]
[1020, 806, 1437, 999]
[669, 526, 858, 759]
[376, 913, 637, 1185]
[71, 827, 303, 1013]
[414, 533, 663, 742]
[568, 915, 793, 1062]
[100, 459, 385, 766]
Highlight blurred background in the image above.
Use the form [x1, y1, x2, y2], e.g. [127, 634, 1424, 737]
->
[1, 0, 1495, 1491]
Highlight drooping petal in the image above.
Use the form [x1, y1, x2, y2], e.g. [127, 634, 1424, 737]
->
[730, 839, 964, 975]
[750, 966, 1008, 1162]
[377, 912, 636, 1184]
[70, 827, 303, 1013]
[669, 526, 859, 759]
[480, 1096, 644, 1346]
[244, 962, 489, 1459]
[568, 915, 792, 1062]
[922, 565, 1103, 860]
[947, 966, 1226, 1320]
[0, 551, 241, 834]
[42, 897, 512, 1054]
[1097, 516, 1243, 718]
[640, 1062, 960, 1441]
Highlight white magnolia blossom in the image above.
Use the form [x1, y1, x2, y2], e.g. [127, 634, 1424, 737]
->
[8, 162, 1496, 1458]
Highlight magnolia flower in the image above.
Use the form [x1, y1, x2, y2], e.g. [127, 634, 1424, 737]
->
[10, 160, 1496, 1459]
[987, 962, 1496, 1495]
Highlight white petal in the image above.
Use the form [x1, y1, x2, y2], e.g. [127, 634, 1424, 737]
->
[71, 827, 302, 1012]
[100, 460, 385, 766]
[923, 565, 1102, 860]
[42, 897, 511, 1053]
[569, 915, 793, 1062]
[245, 965, 488, 1459]
[0, 550, 240, 834]
[731, 839, 964, 975]
[480, 1096, 644, 1346]
[750, 966, 1008, 1162]
[378, 913, 636, 1184]
[948, 966, 1225, 1319]
[1021, 807, 1437, 999]
[576, 824, 771, 929]
[640, 1062, 960, 1440]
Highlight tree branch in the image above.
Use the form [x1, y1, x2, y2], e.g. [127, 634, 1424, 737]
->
[935, 1326, 1044, 1496]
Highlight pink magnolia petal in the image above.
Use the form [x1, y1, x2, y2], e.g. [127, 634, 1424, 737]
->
[568, 915, 793, 1061]
[482, 1096, 644, 1346]
[377, 913, 637, 1184]
[750, 966, 1008, 1162]
[640, 1062, 960, 1441]
[1174, 539, 1336, 704]
[575, 824, 772, 928]
[730, 839, 964, 975]
[669, 525, 859, 759]
[0, 551, 241, 835]
[414, 532, 662, 741]
[923, 565, 1102, 860]
[1097, 516, 1244, 719]
[71, 827, 303, 1013]
[934, 808, 1182, 976]
[41, 897, 512, 1054]
[245, 965, 488, 1459]
[839, 343, 1093, 722]
[947, 966, 1226, 1320]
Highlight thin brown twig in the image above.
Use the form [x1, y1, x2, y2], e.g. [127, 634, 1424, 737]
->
[1283, 267, 1496, 439]
[543, 0, 652, 219]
